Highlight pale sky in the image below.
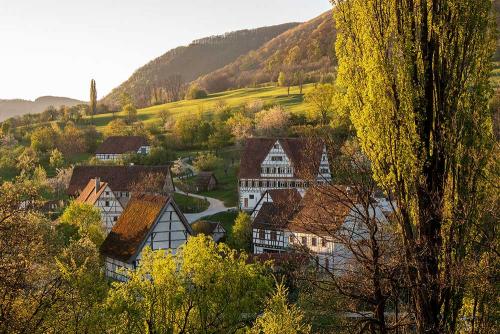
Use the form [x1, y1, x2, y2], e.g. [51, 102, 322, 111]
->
[1, 0, 332, 101]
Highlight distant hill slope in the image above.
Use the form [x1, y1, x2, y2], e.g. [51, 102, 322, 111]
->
[0, 96, 85, 122]
[196, 11, 336, 93]
[101, 22, 300, 109]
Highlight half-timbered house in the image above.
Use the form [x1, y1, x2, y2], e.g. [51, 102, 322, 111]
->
[75, 178, 124, 233]
[67, 165, 175, 207]
[238, 137, 331, 210]
[191, 220, 226, 242]
[95, 136, 150, 161]
[251, 186, 393, 272]
[100, 193, 193, 281]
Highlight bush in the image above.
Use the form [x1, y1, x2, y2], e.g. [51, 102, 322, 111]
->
[186, 85, 208, 100]
[193, 152, 221, 172]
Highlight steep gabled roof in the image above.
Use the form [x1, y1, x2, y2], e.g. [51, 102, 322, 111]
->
[95, 136, 149, 154]
[67, 165, 171, 195]
[252, 189, 302, 230]
[238, 137, 324, 179]
[196, 171, 217, 188]
[100, 193, 192, 262]
[75, 178, 109, 205]
[252, 186, 353, 237]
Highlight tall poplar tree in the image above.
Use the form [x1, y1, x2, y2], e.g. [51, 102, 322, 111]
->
[332, 0, 496, 332]
[89, 79, 97, 124]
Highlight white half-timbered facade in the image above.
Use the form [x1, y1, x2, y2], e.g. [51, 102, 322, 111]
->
[251, 187, 396, 273]
[238, 138, 331, 210]
[95, 136, 150, 161]
[75, 178, 124, 233]
[100, 193, 193, 281]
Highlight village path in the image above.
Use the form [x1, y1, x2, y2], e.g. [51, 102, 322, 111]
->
[174, 190, 236, 223]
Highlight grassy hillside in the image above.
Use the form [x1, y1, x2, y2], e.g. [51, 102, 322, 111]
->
[101, 23, 300, 108]
[93, 84, 315, 131]
[196, 11, 336, 93]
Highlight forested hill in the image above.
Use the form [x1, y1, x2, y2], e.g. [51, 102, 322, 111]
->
[196, 11, 336, 93]
[101, 22, 300, 108]
[0, 96, 84, 122]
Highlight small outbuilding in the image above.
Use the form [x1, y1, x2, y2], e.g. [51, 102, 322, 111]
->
[191, 220, 226, 242]
[195, 171, 218, 192]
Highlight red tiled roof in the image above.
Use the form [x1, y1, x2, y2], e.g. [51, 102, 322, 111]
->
[67, 165, 171, 195]
[95, 136, 149, 154]
[238, 137, 324, 179]
[75, 178, 108, 205]
[100, 193, 169, 262]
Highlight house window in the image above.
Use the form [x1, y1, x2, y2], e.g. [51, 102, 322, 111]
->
[105, 201, 110, 207]
[312, 237, 317, 246]
[113, 216, 118, 222]
[321, 168, 329, 173]
[259, 229, 265, 240]
[289, 235, 294, 243]
[105, 191, 110, 196]
[273, 144, 279, 149]
[271, 156, 283, 161]
[301, 236, 307, 245]
[325, 257, 330, 271]
[270, 231, 277, 241]
[249, 194, 254, 199]
[321, 238, 327, 247]
[258, 181, 263, 187]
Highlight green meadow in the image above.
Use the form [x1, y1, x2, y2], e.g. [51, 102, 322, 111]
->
[91, 84, 315, 131]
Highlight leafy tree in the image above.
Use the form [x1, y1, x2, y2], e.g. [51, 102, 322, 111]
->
[158, 109, 171, 124]
[59, 202, 104, 247]
[251, 282, 311, 334]
[230, 211, 252, 251]
[123, 103, 137, 124]
[226, 113, 254, 144]
[105, 118, 129, 137]
[17, 147, 39, 175]
[173, 114, 199, 146]
[255, 105, 290, 136]
[56, 123, 88, 155]
[186, 85, 208, 99]
[30, 126, 56, 152]
[304, 84, 336, 125]
[333, 0, 496, 332]
[208, 122, 233, 153]
[49, 148, 65, 169]
[106, 235, 272, 334]
[89, 79, 97, 124]
[192, 152, 221, 172]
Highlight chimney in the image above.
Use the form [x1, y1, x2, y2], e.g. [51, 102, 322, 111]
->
[95, 177, 100, 193]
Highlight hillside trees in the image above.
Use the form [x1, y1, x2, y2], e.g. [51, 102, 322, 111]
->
[333, 0, 497, 332]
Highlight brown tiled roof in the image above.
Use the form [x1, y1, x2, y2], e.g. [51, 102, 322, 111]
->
[95, 136, 149, 154]
[238, 137, 324, 179]
[253, 189, 302, 230]
[253, 186, 353, 237]
[289, 186, 353, 236]
[67, 165, 171, 195]
[75, 178, 108, 205]
[100, 193, 169, 262]
[195, 171, 217, 188]
[267, 188, 302, 204]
